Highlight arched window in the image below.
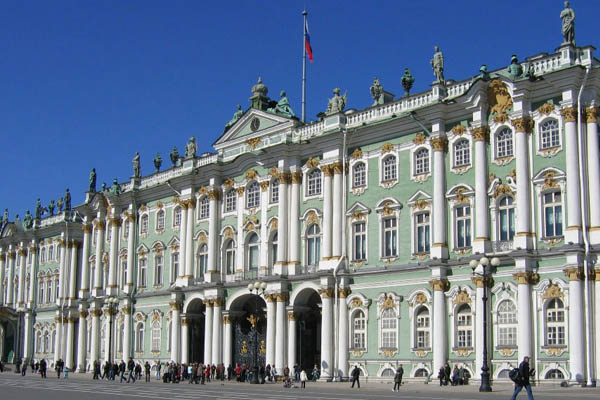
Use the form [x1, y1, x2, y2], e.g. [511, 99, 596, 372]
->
[454, 139, 470, 166]
[44, 331, 50, 353]
[246, 233, 259, 271]
[270, 179, 279, 204]
[151, 321, 161, 352]
[414, 148, 430, 175]
[154, 254, 163, 285]
[35, 331, 41, 353]
[246, 182, 260, 208]
[41, 247, 46, 263]
[170, 252, 179, 283]
[199, 197, 209, 219]
[545, 369, 565, 379]
[352, 162, 366, 188]
[224, 239, 235, 275]
[546, 298, 565, 345]
[540, 119, 560, 149]
[173, 206, 182, 227]
[156, 210, 165, 230]
[140, 214, 149, 234]
[381, 368, 395, 377]
[352, 310, 366, 350]
[456, 304, 473, 348]
[543, 191, 563, 237]
[269, 232, 278, 268]
[497, 369, 511, 379]
[382, 155, 397, 182]
[48, 245, 54, 261]
[381, 308, 397, 349]
[496, 128, 513, 158]
[197, 244, 208, 279]
[46, 278, 52, 303]
[54, 277, 59, 301]
[415, 306, 430, 348]
[307, 169, 322, 196]
[498, 196, 515, 241]
[135, 323, 144, 352]
[306, 224, 321, 266]
[224, 189, 237, 213]
[38, 279, 44, 305]
[414, 368, 428, 377]
[497, 300, 517, 346]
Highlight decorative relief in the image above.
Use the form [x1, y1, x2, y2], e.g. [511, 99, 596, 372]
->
[245, 169, 258, 181]
[269, 219, 278, 231]
[291, 172, 302, 184]
[208, 189, 221, 201]
[156, 201, 163, 209]
[381, 142, 395, 153]
[338, 287, 351, 298]
[560, 106, 577, 123]
[564, 267, 584, 281]
[223, 178, 235, 188]
[382, 349, 397, 357]
[236, 187, 245, 197]
[351, 148, 363, 159]
[380, 295, 395, 311]
[454, 348, 472, 357]
[413, 132, 427, 145]
[306, 211, 319, 225]
[544, 347, 565, 356]
[351, 298, 363, 308]
[455, 187, 470, 203]
[512, 272, 539, 285]
[321, 164, 334, 176]
[537, 102, 555, 115]
[260, 181, 269, 192]
[511, 117, 534, 134]
[414, 349, 427, 357]
[223, 227, 235, 239]
[318, 288, 335, 298]
[452, 125, 467, 135]
[430, 137, 448, 152]
[245, 137, 261, 150]
[488, 79, 513, 115]
[287, 312, 296, 321]
[542, 283, 564, 300]
[493, 113, 509, 123]
[470, 126, 490, 142]
[305, 157, 319, 169]
[494, 184, 514, 199]
[352, 349, 365, 357]
[452, 290, 471, 306]
[542, 170, 558, 189]
[278, 172, 292, 184]
[351, 211, 365, 221]
[586, 107, 598, 123]
[414, 293, 428, 305]
[197, 232, 207, 244]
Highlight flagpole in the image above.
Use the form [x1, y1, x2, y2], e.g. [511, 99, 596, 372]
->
[302, 9, 307, 123]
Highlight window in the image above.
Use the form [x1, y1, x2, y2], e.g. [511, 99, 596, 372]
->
[48, 246, 54, 262]
[307, 169, 322, 196]
[382, 217, 397, 258]
[173, 207, 182, 227]
[46, 279, 52, 303]
[545, 369, 565, 379]
[414, 148, 430, 175]
[135, 323, 144, 352]
[140, 215, 149, 234]
[381, 368, 395, 378]
[456, 304, 473, 348]
[454, 139, 470, 167]
[123, 221, 129, 239]
[151, 321, 161, 352]
[270, 233, 278, 267]
[352, 163, 366, 188]
[414, 368, 428, 377]
[496, 128, 513, 158]
[415, 212, 430, 253]
[497, 300, 517, 347]
[35, 331, 41, 353]
[352, 310, 366, 349]
[306, 224, 321, 266]
[546, 298, 565, 345]
[44, 332, 49, 353]
[196, 245, 207, 280]
[498, 197, 515, 241]
[415, 306, 430, 348]
[156, 210, 165, 230]
[382, 155, 397, 182]
[171, 252, 179, 283]
[540, 119, 560, 149]
[138, 258, 147, 287]
[38, 280, 44, 305]
[41, 248, 46, 264]
[455, 205, 471, 248]
[54, 277, 59, 301]
[224, 189, 236, 213]
[381, 308, 397, 349]
[224, 240, 235, 275]
[352, 222, 366, 261]
[199, 197, 209, 219]
[270, 179, 279, 204]
[543, 191, 563, 237]
[119, 258, 127, 289]
[154, 255, 163, 285]
[246, 182, 260, 209]
[247, 233, 259, 271]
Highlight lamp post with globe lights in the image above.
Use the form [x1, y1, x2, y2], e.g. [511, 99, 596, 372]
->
[105, 296, 119, 365]
[469, 256, 500, 392]
[247, 281, 267, 384]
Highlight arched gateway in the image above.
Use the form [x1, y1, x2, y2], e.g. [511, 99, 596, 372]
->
[291, 288, 321, 374]
[185, 298, 205, 363]
[228, 294, 267, 369]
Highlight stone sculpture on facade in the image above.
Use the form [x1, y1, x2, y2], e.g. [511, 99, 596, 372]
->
[89, 168, 97, 192]
[35, 199, 43, 220]
[110, 178, 121, 195]
[250, 77, 271, 111]
[132, 152, 141, 178]
[267, 91, 295, 118]
[326, 88, 347, 115]
[561, 1, 575, 45]
[23, 211, 33, 229]
[47, 200, 55, 216]
[507, 54, 523, 79]
[369, 78, 384, 106]
[153, 153, 162, 173]
[65, 188, 71, 210]
[185, 137, 197, 159]
[479, 64, 490, 81]
[57, 197, 64, 212]
[169, 146, 180, 167]
[1, 209, 7, 227]
[225, 105, 244, 130]
[431, 46, 445, 84]
[101, 182, 107, 192]
[401, 69, 415, 97]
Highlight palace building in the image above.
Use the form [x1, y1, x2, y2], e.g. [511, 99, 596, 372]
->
[1, 20, 600, 385]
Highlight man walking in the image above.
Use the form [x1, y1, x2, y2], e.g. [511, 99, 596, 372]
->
[39, 359, 47, 378]
[350, 365, 361, 388]
[127, 357, 136, 383]
[511, 356, 535, 400]
[393, 365, 403, 391]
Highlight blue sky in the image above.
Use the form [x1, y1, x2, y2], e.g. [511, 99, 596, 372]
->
[0, 1, 596, 219]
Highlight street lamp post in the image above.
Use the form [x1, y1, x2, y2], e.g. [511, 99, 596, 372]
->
[247, 281, 267, 384]
[106, 296, 119, 366]
[470, 256, 500, 393]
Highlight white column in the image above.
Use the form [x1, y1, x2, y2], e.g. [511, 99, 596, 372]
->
[80, 224, 91, 298]
[223, 315, 232, 369]
[287, 311, 296, 371]
[125, 215, 135, 293]
[472, 128, 489, 253]
[66, 315, 75, 369]
[474, 279, 485, 378]
[54, 310, 63, 364]
[515, 273, 533, 361]
[276, 174, 289, 272]
[107, 218, 120, 295]
[17, 248, 26, 307]
[184, 199, 195, 280]
[58, 240, 68, 302]
[206, 190, 220, 282]
[431, 280, 448, 373]
[90, 307, 101, 365]
[23, 312, 33, 360]
[320, 289, 333, 379]
[178, 204, 188, 279]
[122, 306, 132, 361]
[0, 251, 6, 306]
[77, 308, 88, 372]
[586, 109, 600, 243]
[566, 268, 585, 382]
[332, 163, 343, 258]
[595, 269, 600, 383]
[181, 317, 189, 365]
[204, 301, 213, 365]
[104, 309, 112, 362]
[561, 107, 582, 244]
[170, 302, 181, 363]
[512, 118, 533, 250]
[321, 166, 333, 262]
[275, 294, 287, 369]
[288, 172, 301, 271]
[28, 241, 38, 305]
[6, 249, 15, 306]
[68, 241, 78, 300]
[212, 299, 222, 364]
[338, 289, 349, 378]
[431, 138, 448, 259]
[93, 220, 105, 297]
[266, 296, 276, 367]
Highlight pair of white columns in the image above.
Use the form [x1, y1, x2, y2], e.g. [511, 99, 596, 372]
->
[561, 108, 582, 244]
[431, 279, 448, 372]
[92, 219, 105, 297]
[206, 190, 220, 281]
[200, 299, 224, 365]
[320, 163, 343, 264]
[17, 248, 26, 308]
[586, 109, 600, 242]
[107, 218, 121, 295]
[176, 199, 196, 282]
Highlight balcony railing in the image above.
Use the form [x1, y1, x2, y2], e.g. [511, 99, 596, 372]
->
[491, 240, 514, 253]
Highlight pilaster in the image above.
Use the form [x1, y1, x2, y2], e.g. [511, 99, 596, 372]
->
[511, 117, 534, 250]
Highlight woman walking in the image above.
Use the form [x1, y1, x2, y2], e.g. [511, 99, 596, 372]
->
[300, 369, 308, 389]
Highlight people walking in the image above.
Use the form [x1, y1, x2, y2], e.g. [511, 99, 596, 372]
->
[511, 356, 535, 400]
[39, 359, 47, 378]
[119, 360, 126, 382]
[155, 360, 161, 380]
[351, 365, 361, 388]
[93, 360, 100, 379]
[300, 369, 308, 389]
[393, 365, 403, 391]
[127, 357, 136, 383]
[56, 358, 64, 378]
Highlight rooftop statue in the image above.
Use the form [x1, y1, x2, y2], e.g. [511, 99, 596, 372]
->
[225, 104, 244, 130]
[326, 88, 347, 115]
[169, 146, 180, 167]
[401, 69, 415, 97]
[35, 198, 43, 219]
[111, 178, 121, 195]
[185, 137, 197, 159]
[268, 91, 295, 118]
[101, 182, 107, 192]
[479, 64, 490, 81]
[65, 188, 71, 210]
[89, 168, 97, 192]
[561, 1, 575, 45]
[153, 153, 162, 173]
[370, 78, 384, 106]
[430, 46, 445, 84]
[507, 54, 523, 79]
[23, 211, 33, 229]
[132, 152, 141, 178]
[48, 200, 55, 216]
[251, 77, 268, 97]
[1, 209, 7, 226]
[57, 197, 64, 212]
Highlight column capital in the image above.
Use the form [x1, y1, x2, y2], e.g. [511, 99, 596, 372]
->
[123, 211, 136, 223]
[428, 279, 450, 292]
[82, 224, 93, 233]
[320, 164, 334, 177]
[7, 251, 16, 260]
[92, 219, 106, 230]
[68, 239, 81, 248]
[586, 107, 598, 123]
[278, 172, 292, 184]
[108, 217, 122, 228]
[169, 301, 183, 311]
[471, 276, 493, 288]
[338, 287, 352, 298]
[213, 298, 224, 307]
[287, 312, 296, 321]
[512, 271, 540, 285]
[470, 126, 490, 142]
[510, 117, 534, 133]
[260, 181, 269, 192]
[291, 171, 303, 184]
[208, 188, 222, 201]
[274, 292, 289, 302]
[560, 106, 578, 123]
[236, 187, 245, 197]
[331, 162, 344, 175]
[223, 315, 231, 324]
[78, 310, 89, 318]
[181, 318, 190, 326]
[430, 137, 448, 152]
[203, 299, 214, 307]
[89, 308, 103, 317]
[318, 288, 335, 298]
[17, 248, 27, 257]
[563, 267, 584, 281]
[187, 198, 196, 209]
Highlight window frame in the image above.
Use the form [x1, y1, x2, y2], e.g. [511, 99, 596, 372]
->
[352, 221, 367, 262]
[414, 148, 430, 176]
[246, 181, 261, 209]
[224, 189, 237, 213]
[306, 169, 322, 197]
[414, 211, 431, 254]
[380, 307, 398, 351]
[351, 309, 367, 350]
[454, 204, 472, 250]
[156, 209, 165, 231]
[497, 196, 516, 242]
[453, 139, 471, 167]
[352, 162, 366, 189]
[455, 304, 473, 349]
[496, 300, 517, 347]
[545, 298, 566, 346]
[153, 254, 163, 286]
[539, 118, 560, 150]
[414, 306, 431, 350]
[381, 155, 397, 183]
[140, 214, 149, 235]
[223, 239, 236, 275]
[198, 196, 210, 220]
[270, 179, 279, 204]
[306, 223, 321, 266]
[381, 216, 398, 258]
[542, 190, 563, 239]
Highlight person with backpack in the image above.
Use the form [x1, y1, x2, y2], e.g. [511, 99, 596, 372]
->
[393, 365, 403, 391]
[350, 365, 361, 388]
[510, 356, 535, 400]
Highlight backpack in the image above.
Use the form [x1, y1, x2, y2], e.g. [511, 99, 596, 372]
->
[508, 368, 521, 384]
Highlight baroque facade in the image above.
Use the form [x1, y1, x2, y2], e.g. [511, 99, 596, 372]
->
[1, 38, 600, 385]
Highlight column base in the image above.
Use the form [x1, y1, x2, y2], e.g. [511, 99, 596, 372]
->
[286, 262, 301, 275]
[78, 289, 90, 299]
[175, 276, 194, 287]
[91, 288, 104, 298]
[105, 286, 119, 296]
[565, 228, 583, 245]
[473, 238, 490, 254]
[513, 233, 534, 251]
[589, 228, 600, 245]
[204, 271, 220, 283]
[273, 262, 288, 276]
[430, 244, 448, 260]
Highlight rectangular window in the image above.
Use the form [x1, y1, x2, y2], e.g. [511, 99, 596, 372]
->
[456, 206, 471, 248]
[123, 221, 129, 239]
[544, 191, 563, 237]
[382, 218, 397, 258]
[154, 255, 163, 285]
[498, 327, 517, 346]
[171, 253, 179, 283]
[353, 222, 366, 261]
[270, 181, 279, 204]
[119, 259, 127, 289]
[415, 212, 430, 253]
[139, 259, 147, 287]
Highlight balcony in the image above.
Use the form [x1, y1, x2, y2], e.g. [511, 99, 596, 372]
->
[491, 240, 514, 253]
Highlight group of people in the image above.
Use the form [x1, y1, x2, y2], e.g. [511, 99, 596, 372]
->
[18, 358, 59, 378]
[437, 362, 469, 386]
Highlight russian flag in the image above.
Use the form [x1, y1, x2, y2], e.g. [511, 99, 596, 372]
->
[305, 19, 313, 62]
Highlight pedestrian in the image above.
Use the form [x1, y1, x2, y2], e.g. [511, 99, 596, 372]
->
[21, 359, 27, 376]
[312, 364, 319, 382]
[64, 366, 69, 379]
[127, 357, 136, 383]
[144, 361, 151, 382]
[444, 362, 451, 385]
[205, 363, 211, 382]
[300, 369, 308, 389]
[451, 365, 459, 386]
[438, 366, 445, 386]
[93, 360, 100, 380]
[0, 359, 5, 373]
[156, 360, 161, 380]
[227, 364, 233, 381]
[264, 364, 270, 382]
[511, 356, 535, 400]
[56, 358, 64, 378]
[350, 365, 361, 388]
[119, 360, 127, 382]
[39, 358, 47, 378]
[294, 364, 300, 382]
[393, 365, 403, 391]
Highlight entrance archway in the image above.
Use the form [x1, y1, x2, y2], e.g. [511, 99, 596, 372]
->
[185, 299, 205, 363]
[229, 294, 267, 368]
[293, 288, 321, 373]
